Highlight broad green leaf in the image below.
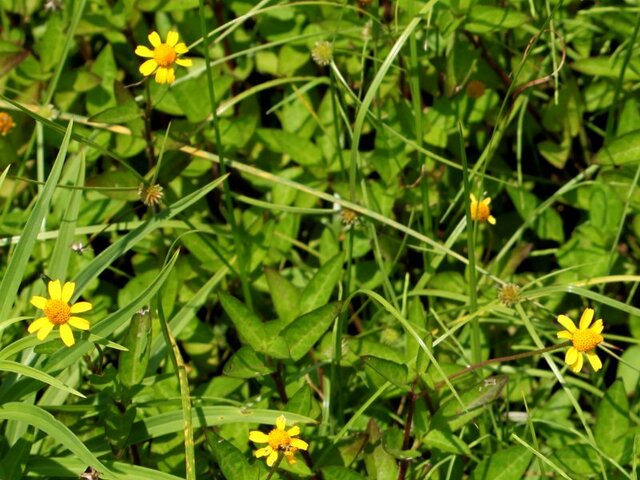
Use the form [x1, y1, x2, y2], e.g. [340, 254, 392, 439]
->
[264, 267, 301, 324]
[223, 346, 275, 379]
[256, 128, 323, 166]
[550, 444, 600, 476]
[572, 56, 640, 81]
[618, 345, 640, 395]
[127, 407, 316, 444]
[0, 403, 116, 478]
[465, 6, 528, 33]
[406, 297, 429, 375]
[362, 356, 409, 389]
[205, 431, 264, 480]
[299, 253, 343, 314]
[89, 101, 141, 124]
[470, 445, 532, 480]
[136, 0, 199, 11]
[593, 129, 640, 165]
[119, 311, 152, 387]
[321, 466, 367, 480]
[283, 302, 341, 361]
[506, 187, 564, 242]
[219, 292, 270, 352]
[423, 429, 471, 456]
[0, 121, 73, 331]
[432, 376, 507, 431]
[594, 379, 632, 464]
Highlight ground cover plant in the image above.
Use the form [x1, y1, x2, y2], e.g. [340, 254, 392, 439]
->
[0, 0, 639, 478]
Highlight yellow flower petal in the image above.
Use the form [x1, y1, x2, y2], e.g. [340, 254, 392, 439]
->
[59, 323, 75, 347]
[287, 426, 300, 437]
[175, 43, 188, 54]
[37, 322, 54, 340]
[148, 31, 161, 47]
[275, 415, 287, 431]
[557, 314, 577, 333]
[166, 31, 179, 47]
[135, 45, 155, 58]
[284, 452, 297, 464]
[254, 446, 272, 458]
[70, 302, 92, 313]
[482, 197, 491, 206]
[175, 57, 192, 67]
[291, 438, 309, 450]
[61, 282, 75, 303]
[155, 67, 168, 84]
[28, 317, 50, 333]
[570, 353, 583, 373]
[589, 319, 603, 335]
[166, 67, 175, 84]
[557, 330, 573, 340]
[30, 296, 47, 309]
[68, 317, 90, 330]
[586, 351, 602, 371]
[249, 431, 269, 443]
[470, 193, 477, 203]
[488, 215, 496, 225]
[579, 308, 594, 329]
[266, 450, 279, 467]
[565, 346, 578, 366]
[48, 280, 62, 300]
[140, 59, 158, 76]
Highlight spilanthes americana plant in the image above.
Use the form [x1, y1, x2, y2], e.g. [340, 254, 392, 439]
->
[249, 415, 309, 467]
[28, 280, 92, 347]
[2, 3, 638, 480]
[135, 31, 192, 84]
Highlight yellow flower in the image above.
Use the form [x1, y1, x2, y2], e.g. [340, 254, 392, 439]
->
[470, 193, 496, 224]
[557, 308, 604, 373]
[0, 112, 15, 136]
[29, 280, 92, 347]
[135, 31, 192, 84]
[249, 415, 309, 467]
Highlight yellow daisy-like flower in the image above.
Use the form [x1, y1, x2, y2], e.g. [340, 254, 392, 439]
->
[0, 112, 15, 136]
[249, 415, 309, 467]
[135, 31, 193, 84]
[470, 193, 496, 225]
[29, 280, 92, 347]
[557, 308, 604, 373]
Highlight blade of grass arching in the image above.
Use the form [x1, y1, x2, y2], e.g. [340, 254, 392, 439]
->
[0, 121, 73, 337]
[48, 152, 85, 282]
[510, 433, 572, 480]
[71, 175, 228, 297]
[0, 361, 84, 400]
[197, 0, 252, 311]
[29, 457, 185, 480]
[0, 403, 117, 479]
[459, 122, 481, 365]
[157, 297, 195, 480]
[349, 0, 438, 198]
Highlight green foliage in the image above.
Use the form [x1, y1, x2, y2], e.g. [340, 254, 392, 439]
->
[0, 1, 639, 479]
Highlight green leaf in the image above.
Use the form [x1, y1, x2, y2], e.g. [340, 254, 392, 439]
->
[283, 302, 341, 361]
[362, 356, 409, 389]
[256, 128, 323, 166]
[299, 253, 343, 314]
[119, 312, 152, 388]
[406, 297, 429, 375]
[219, 292, 269, 352]
[0, 403, 116, 478]
[465, 6, 529, 33]
[136, 0, 199, 11]
[0, 121, 73, 329]
[593, 129, 640, 165]
[264, 267, 301, 324]
[223, 346, 275, 379]
[506, 187, 564, 242]
[617, 345, 640, 395]
[89, 101, 141, 124]
[205, 431, 264, 480]
[0, 360, 85, 401]
[572, 56, 640, 81]
[423, 428, 471, 456]
[470, 445, 532, 480]
[594, 379, 632, 464]
[321, 466, 368, 480]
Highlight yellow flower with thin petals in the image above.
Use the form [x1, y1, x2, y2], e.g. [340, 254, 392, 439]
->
[470, 193, 496, 225]
[29, 280, 92, 347]
[249, 415, 309, 467]
[135, 31, 192, 84]
[557, 308, 604, 373]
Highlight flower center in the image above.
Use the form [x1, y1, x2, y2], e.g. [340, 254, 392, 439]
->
[154, 44, 177, 67]
[572, 329, 603, 352]
[268, 428, 291, 450]
[43, 299, 71, 325]
[472, 202, 491, 222]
